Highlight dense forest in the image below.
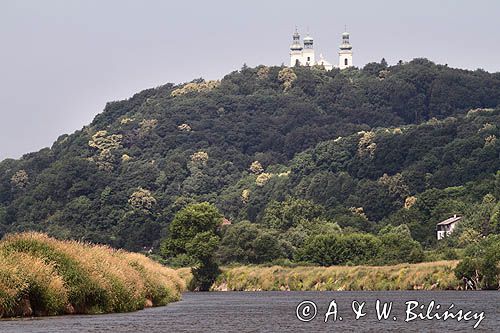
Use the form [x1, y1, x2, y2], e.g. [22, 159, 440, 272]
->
[1, 59, 499, 281]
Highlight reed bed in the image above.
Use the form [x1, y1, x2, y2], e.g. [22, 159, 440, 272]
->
[212, 261, 460, 291]
[0, 232, 186, 318]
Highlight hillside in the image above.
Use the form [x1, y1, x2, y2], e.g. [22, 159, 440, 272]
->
[0, 58, 499, 252]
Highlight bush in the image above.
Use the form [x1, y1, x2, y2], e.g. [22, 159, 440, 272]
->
[298, 233, 381, 266]
[378, 226, 424, 264]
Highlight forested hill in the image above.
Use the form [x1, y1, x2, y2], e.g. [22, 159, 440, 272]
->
[1, 58, 499, 251]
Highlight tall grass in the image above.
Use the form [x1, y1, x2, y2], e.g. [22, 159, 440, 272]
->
[0, 232, 186, 318]
[212, 261, 460, 291]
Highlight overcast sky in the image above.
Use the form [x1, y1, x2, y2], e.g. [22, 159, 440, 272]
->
[1, 0, 499, 160]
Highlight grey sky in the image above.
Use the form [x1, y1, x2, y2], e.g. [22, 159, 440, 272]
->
[1, 0, 499, 160]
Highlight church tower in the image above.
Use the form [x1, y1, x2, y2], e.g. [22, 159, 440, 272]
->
[290, 29, 303, 67]
[338, 30, 353, 69]
[302, 35, 315, 66]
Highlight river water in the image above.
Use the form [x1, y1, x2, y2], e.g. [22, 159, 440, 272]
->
[1, 291, 498, 332]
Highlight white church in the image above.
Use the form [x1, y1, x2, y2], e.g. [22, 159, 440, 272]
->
[289, 29, 353, 70]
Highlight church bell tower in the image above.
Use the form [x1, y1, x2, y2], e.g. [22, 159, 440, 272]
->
[302, 34, 315, 66]
[290, 28, 303, 67]
[338, 30, 353, 69]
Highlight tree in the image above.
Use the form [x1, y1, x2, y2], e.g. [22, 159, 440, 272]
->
[128, 188, 157, 212]
[298, 233, 381, 266]
[160, 202, 222, 291]
[377, 224, 424, 264]
[217, 222, 283, 264]
[262, 197, 325, 230]
[11, 170, 29, 188]
[249, 161, 264, 174]
[186, 231, 221, 291]
[278, 67, 297, 91]
[469, 194, 498, 236]
[455, 235, 500, 290]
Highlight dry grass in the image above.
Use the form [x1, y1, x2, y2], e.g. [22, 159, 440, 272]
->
[212, 261, 460, 291]
[0, 232, 186, 318]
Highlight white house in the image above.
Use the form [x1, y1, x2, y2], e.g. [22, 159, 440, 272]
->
[436, 215, 462, 240]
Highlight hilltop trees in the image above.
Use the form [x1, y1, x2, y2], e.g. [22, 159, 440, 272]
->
[0, 59, 498, 264]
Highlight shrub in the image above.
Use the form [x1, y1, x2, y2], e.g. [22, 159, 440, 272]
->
[299, 233, 381, 266]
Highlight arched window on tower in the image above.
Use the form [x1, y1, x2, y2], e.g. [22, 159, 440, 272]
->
[345, 58, 348, 66]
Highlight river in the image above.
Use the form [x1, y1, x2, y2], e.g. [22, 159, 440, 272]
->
[1, 291, 498, 332]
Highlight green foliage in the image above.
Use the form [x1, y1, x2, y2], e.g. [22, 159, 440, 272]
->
[298, 233, 381, 266]
[186, 231, 220, 261]
[297, 226, 424, 266]
[0, 60, 499, 271]
[165, 253, 197, 268]
[262, 197, 324, 230]
[160, 202, 222, 257]
[377, 225, 424, 264]
[190, 259, 220, 292]
[454, 235, 500, 289]
[217, 222, 285, 264]
[160, 203, 222, 291]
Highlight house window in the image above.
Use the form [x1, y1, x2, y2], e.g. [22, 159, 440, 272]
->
[307, 57, 311, 61]
[345, 58, 348, 66]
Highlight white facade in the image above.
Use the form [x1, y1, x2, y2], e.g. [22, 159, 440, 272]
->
[290, 29, 304, 67]
[317, 54, 333, 71]
[290, 51, 303, 67]
[302, 36, 315, 66]
[289, 30, 317, 67]
[436, 215, 461, 240]
[289, 29, 353, 70]
[338, 32, 353, 69]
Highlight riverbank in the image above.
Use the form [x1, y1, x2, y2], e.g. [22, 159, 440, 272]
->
[0, 233, 463, 319]
[211, 261, 460, 291]
[0, 233, 186, 318]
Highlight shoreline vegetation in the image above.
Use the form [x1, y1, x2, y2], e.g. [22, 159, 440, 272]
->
[0, 232, 489, 319]
[210, 261, 460, 291]
[0, 233, 185, 318]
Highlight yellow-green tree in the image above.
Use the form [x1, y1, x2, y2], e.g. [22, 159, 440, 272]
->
[11, 170, 29, 188]
[128, 188, 157, 212]
[278, 67, 297, 92]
